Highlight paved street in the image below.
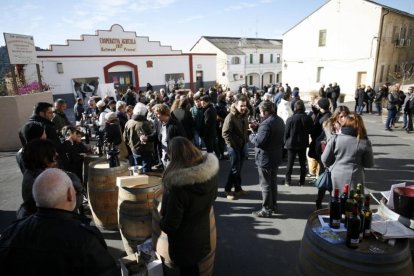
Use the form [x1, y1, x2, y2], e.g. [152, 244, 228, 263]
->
[1, 104, 413, 275]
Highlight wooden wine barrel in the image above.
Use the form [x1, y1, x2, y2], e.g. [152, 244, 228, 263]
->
[87, 159, 129, 230]
[152, 196, 217, 276]
[297, 209, 413, 275]
[118, 175, 162, 255]
[83, 154, 101, 187]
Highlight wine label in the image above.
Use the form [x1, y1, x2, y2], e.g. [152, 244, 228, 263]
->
[350, 238, 359, 244]
[332, 219, 340, 225]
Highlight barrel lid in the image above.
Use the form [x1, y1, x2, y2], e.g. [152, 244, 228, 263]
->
[117, 175, 150, 188]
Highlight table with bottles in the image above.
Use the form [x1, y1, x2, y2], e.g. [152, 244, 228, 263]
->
[297, 184, 413, 275]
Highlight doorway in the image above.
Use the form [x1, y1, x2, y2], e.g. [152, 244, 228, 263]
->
[357, 72, 367, 87]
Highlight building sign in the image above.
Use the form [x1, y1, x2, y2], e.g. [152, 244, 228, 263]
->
[3, 33, 37, 64]
[99, 37, 136, 52]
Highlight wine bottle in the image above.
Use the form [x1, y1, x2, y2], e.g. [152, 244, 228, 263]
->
[361, 195, 372, 238]
[354, 183, 364, 212]
[345, 189, 355, 228]
[329, 188, 341, 229]
[340, 184, 349, 222]
[346, 203, 361, 249]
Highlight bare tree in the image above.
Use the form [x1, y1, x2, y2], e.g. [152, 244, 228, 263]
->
[389, 61, 414, 87]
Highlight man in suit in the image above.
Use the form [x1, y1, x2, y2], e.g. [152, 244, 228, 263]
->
[249, 101, 285, 217]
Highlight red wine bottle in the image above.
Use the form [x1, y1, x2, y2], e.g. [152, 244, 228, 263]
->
[329, 188, 341, 229]
[340, 184, 349, 222]
[346, 203, 361, 249]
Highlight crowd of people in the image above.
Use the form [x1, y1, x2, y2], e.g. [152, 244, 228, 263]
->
[1, 81, 413, 275]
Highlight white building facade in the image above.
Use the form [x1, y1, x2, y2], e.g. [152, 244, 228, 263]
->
[190, 37, 283, 92]
[25, 24, 216, 105]
[282, 0, 414, 99]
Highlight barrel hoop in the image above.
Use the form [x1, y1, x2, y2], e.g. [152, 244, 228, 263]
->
[88, 187, 118, 193]
[119, 187, 160, 195]
[119, 213, 152, 221]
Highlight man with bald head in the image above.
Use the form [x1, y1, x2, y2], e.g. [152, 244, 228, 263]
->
[0, 168, 119, 276]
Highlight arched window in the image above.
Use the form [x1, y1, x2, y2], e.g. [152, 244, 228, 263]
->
[231, 56, 240, 64]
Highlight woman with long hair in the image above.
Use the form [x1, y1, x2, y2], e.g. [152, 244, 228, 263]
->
[321, 113, 374, 194]
[160, 137, 218, 275]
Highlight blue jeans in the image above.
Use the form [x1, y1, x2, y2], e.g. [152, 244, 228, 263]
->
[375, 102, 382, 115]
[193, 131, 202, 149]
[132, 152, 152, 173]
[385, 109, 397, 129]
[225, 146, 246, 192]
[356, 105, 364, 115]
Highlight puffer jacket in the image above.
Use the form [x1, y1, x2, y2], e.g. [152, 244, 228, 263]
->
[160, 153, 218, 266]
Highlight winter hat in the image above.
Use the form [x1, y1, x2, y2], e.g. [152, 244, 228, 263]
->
[104, 112, 117, 122]
[96, 100, 106, 108]
[318, 98, 330, 110]
[133, 102, 148, 116]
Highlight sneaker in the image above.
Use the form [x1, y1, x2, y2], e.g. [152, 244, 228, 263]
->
[225, 191, 236, 200]
[252, 210, 271, 218]
[271, 206, 278, 214]
[234, 190, 247, 197]
[284, 182, 291, 187]
[306, 173, 316, 178]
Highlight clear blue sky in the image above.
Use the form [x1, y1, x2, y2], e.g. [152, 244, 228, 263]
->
[1, 0, 413, 52]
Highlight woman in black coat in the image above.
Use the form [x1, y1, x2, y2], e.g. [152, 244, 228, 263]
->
[160, 137, 218, 275]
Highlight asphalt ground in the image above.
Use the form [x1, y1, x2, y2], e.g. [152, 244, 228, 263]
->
[0, 102, 413, 275]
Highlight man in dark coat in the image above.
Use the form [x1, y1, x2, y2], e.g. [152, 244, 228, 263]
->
[200, 95, 218, 155]
[146, 104, 185, 168]
[222, 96, 249, 200]
[284, 100, 313, 186]
[0, 168, 119, 276]
[249, 101, 285, 217]
[19, 102, 64, 161]
[52, 99, 71, 135]
[331, 82, 341, 111]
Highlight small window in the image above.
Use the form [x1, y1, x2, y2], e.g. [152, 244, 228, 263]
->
[386, 65, 390, 82]
[317, 67, 324, 82]
[319, 29, 327, 47]
[249, 54, 253, 64]
[249, 75, 253, 85]
[276, 54, 281, 64]
[269, 74, 273, 84]
[232, 57, 240, 64]
[259, 54, 263, 64]
[270, 54, 273, 63]
[379, 65, 385, 83]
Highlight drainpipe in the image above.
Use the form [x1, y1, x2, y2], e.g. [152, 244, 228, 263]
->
[372, 8, 389, 89]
